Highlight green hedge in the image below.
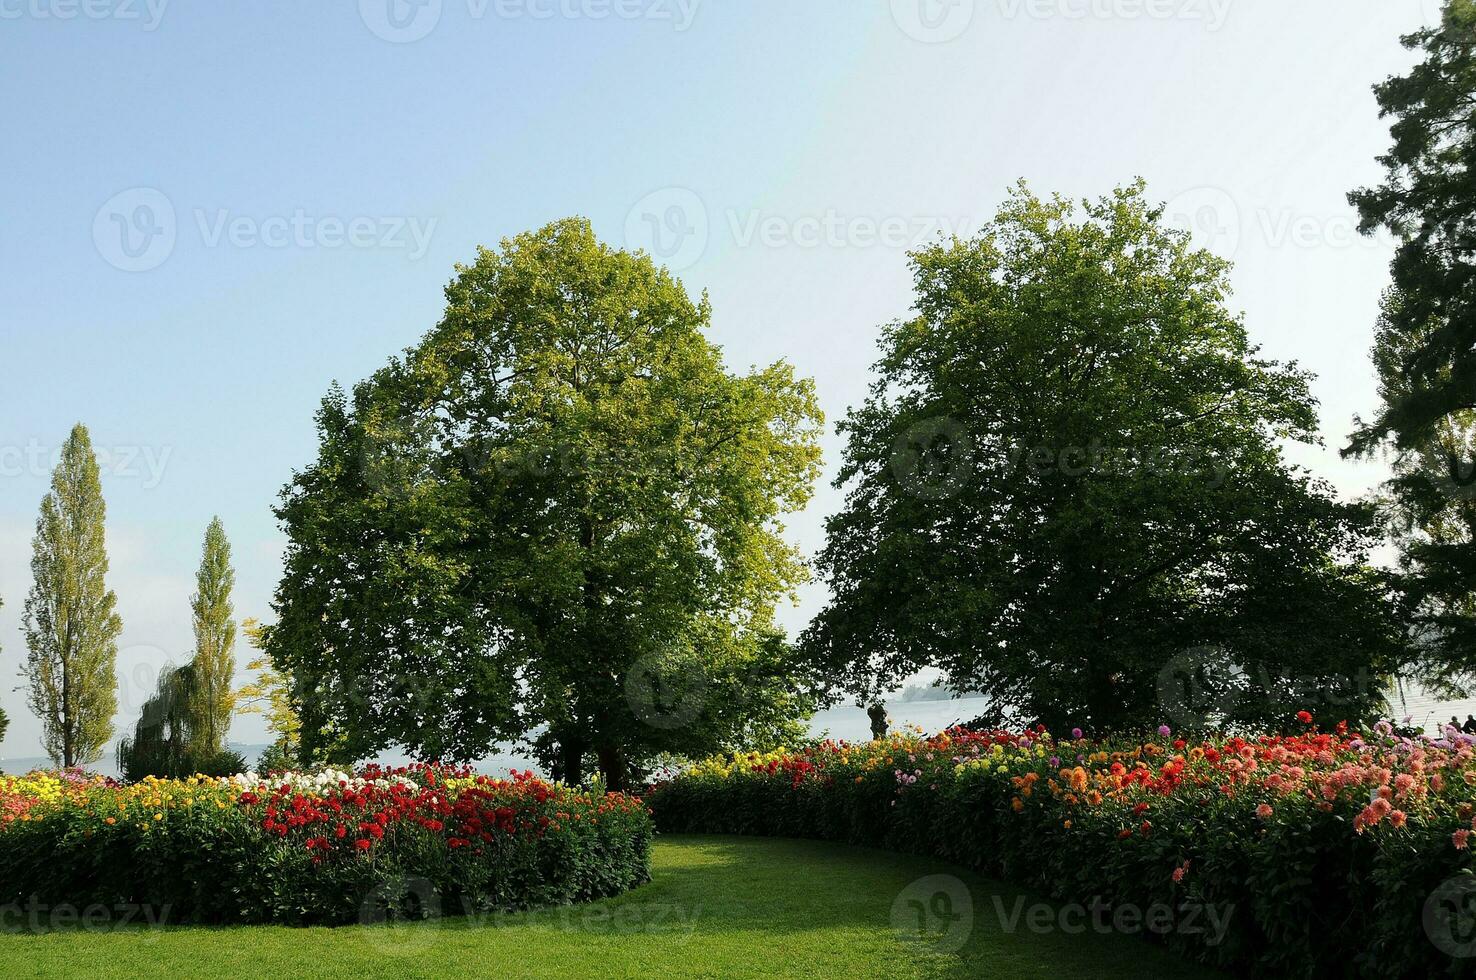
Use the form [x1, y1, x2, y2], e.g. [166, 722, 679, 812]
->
[0, 767, 652, 929]
[645, 730, 1476, 978]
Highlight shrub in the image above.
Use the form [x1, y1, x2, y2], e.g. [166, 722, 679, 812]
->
[647, 723, 1476, 978]
[253, 741, 295, 777]
[0, 764, 652, 927]
[195, 749, 248, 778]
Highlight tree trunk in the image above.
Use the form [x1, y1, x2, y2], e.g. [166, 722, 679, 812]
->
[597, 744, 626, 791]
[553, 736, 585, 786]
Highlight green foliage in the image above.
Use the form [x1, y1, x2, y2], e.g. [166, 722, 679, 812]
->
[1346, 3, 1476, 682]
[0, 595, 7, 746]
[22, 423, 122, 767]
[266, 218, 825, 787]
[1348, 0, 1476, 457]
[803, 184, 1409, 733]
[189, 517, 237, 756]
[119, 559, 248, 782]
[0, 838, 1213, 978]
[0, 774, 651, 927]
[647, 735, 1463, 980]
[252, 741, 294, 777]
[118, 664, 208, 781]
[234, 618, 300, 764]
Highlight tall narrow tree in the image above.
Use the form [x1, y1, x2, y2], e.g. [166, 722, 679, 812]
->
[22, 424, 122, 767]
[189, 517, 236, 755]
[0, 596, 8, 747]
[1345, 3, 1476, 678]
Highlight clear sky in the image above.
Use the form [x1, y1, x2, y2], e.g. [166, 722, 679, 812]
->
[0, 0, 1440, 760]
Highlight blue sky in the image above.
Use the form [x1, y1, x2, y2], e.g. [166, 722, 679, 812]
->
[0, 0, 1440, 760]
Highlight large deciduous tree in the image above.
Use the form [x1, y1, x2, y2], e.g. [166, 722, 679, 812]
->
[22, 423, 122, 767]
[267, 218, 824, 787]
[189, 517, 237, 755]
[1346, 2, 1476, 681]
[803, 183, 1409, 734]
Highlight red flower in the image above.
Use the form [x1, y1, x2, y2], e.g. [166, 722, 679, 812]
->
[355, 838, 373, 851]
[1296, 710, 1313, 725]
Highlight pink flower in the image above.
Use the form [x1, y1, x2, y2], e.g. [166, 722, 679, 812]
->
[1256, 803, 1273, 820]
[1454, 829, 1470, 850]
[1389, 810, 1407, 828]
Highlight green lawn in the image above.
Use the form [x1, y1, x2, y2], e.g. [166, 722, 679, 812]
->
[3, 835, 1224, 978]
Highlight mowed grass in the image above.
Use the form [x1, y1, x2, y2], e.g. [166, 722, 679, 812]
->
[3, 835, 1224, 979]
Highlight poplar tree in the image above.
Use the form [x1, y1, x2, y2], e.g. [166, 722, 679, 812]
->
[23, 424, 122, 768]
[189, 517, 236, 755]
[0, 597, 8, 746]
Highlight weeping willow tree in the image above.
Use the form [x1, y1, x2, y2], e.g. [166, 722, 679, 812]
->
[118, 665, 198, 781]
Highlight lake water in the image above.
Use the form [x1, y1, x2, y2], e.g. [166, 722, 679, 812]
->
[6, 690, 1473, 778]
[0, 698, 990, 778]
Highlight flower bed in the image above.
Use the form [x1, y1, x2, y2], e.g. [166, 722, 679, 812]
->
[646, 722, 1476, 977]
[0, 764, 652, 927]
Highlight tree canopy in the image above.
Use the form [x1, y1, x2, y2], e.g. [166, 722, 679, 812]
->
[1346, 2, 1476, 683]
[189, 517, 237, 756]
[1348, 1, 1476, 459]
[803, 183, 1409, 733]
[266, 217, 824, 787]
[22, 423, 121, 768]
